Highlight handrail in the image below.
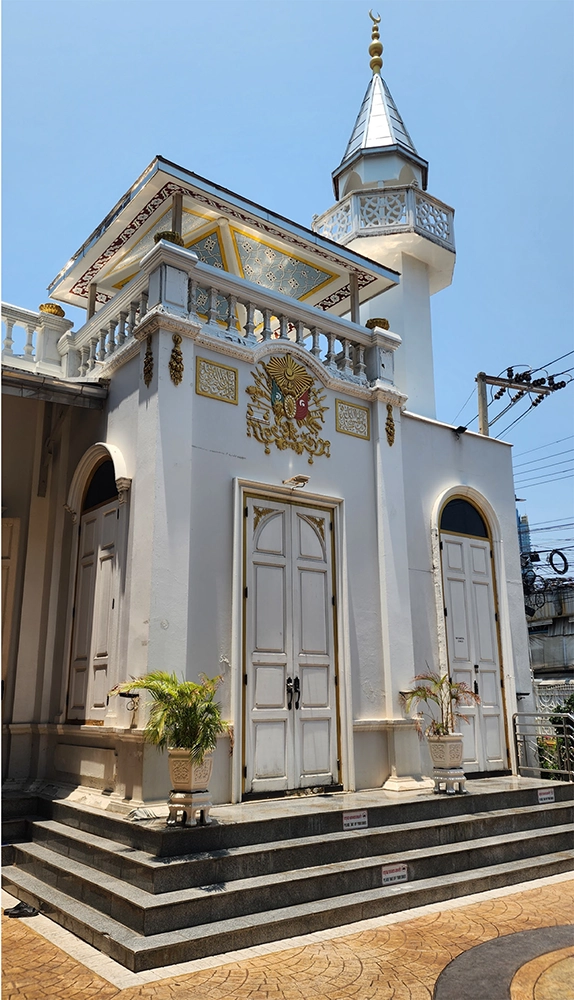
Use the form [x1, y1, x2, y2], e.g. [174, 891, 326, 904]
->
[513, 711, 574, 782]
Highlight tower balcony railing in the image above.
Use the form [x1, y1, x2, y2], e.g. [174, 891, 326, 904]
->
[313, 185, 455, 253]
[2, 242, 401, 389]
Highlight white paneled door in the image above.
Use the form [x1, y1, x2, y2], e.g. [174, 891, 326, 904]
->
[67, 499, 120, 722]
[441, 532, 507, 771]
[244, 497, 339, 794]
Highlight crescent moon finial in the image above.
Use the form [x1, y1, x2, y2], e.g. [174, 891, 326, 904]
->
[368, 11, 383, 75]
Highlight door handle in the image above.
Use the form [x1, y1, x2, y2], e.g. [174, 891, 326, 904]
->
[294, 676, 301, 710]
[474, 680, 479, 696]
[286, 677, 293, 710]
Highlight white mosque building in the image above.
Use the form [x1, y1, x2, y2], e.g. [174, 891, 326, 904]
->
[1, 17, 531, 809]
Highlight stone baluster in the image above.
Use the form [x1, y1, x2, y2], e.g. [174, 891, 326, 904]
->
[87, 336, 98, 372]
[3, 319, 14, 355]
[227, 294, 237, 333]
[244, 301, 256, 340]
[188, 279, 198, 318]
[279, 315, 288, 340]
[107, 319, 117, 356]
[311, 327, 321, 358]
[98, 329, 107, 362]
[340, 338, 353, 372]
[79, 345, 89, 377]
[127, 301, 138, 338]
[117, 311, 127, 347]
[24, 323, 36, 357]
[356, 345, 367, 381]
[296, 320, 305, 346]
[208, 287, 218, 326]
[324, 332, 336, 367]
[262, 308, 272, 341]
[140, 290, 148, 319]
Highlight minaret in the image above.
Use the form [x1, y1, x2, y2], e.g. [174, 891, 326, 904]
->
[313, 13, 456, 418]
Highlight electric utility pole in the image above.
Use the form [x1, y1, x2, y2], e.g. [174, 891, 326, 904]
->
[476, 370, 567, 436]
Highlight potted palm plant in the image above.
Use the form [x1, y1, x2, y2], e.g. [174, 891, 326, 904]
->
[111, 671, 228, 796]
[400, 670, 480, 775]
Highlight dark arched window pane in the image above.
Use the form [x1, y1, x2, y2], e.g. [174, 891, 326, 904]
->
[440, 498, 488, 538]
[82, 461, 118, 512]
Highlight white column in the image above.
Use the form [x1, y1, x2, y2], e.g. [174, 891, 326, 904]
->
[372, 392, 433, 791]
[364, 254, 436, 419]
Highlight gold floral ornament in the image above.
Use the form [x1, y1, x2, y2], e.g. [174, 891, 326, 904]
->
[246, 353, 330, 464]
[169, 334, 184, 385]
[366, 317, 389, 331]
[39, 303, 65, 317]
[143, 336, 154, 388]
[385, 402, 395, 446]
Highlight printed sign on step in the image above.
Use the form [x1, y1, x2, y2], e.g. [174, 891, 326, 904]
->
[537, 787, 555, 804]
[342, 809, 368, 830]
[381, 863, 408, 886]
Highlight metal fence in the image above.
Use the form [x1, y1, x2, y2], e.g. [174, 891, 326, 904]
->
[513, 712, 574, 781]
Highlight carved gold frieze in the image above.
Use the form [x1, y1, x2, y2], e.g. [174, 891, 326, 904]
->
[196, 357, 238, 404]
[305, 514, 325, 542]
[335, 399, 370, 440]
[143, 336, 154, 388]
[169, 333, 184, 385]
[385, 402, 396, 446]
[246, 353, 330, 465]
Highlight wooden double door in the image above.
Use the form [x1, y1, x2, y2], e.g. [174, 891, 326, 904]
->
[243, 496, 340, 795]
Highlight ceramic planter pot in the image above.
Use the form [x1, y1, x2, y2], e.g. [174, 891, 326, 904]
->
[168, 749, 213, 792]
[427, 733, 464, 769]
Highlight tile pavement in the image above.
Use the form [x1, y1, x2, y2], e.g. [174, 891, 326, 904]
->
[2, 874, 573, 999]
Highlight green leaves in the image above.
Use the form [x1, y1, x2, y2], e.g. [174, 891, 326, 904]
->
[400, 670, 480, 738]
[110, 671, 228, 763]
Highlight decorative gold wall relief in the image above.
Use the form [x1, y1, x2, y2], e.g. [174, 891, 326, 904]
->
[169, 334, 184, 386]
[246, 353, 330, 465]
[196, 357, 238, 404]
[335, 399, 370, 440]
[385, 402, 396, 446]
[143, 336, 154, 388]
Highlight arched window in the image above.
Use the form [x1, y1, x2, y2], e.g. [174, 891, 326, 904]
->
[82, 460, 118, 513]
[440, 498, 488, 538]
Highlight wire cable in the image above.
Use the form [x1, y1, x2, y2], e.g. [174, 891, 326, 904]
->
[514, 435, 574, 458]
[514, 448, 574, 468]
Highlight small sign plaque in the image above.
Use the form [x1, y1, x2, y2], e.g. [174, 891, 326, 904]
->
[342, 809, 368, 830]
[381, 863, 408, 886]
[538, 787, 555, 804]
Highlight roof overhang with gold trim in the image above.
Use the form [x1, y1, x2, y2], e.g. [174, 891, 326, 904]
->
[48, 157, 399, 315]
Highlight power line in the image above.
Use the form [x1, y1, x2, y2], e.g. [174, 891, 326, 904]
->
[530, 350, 574, 374]
[513, 435, 574, 459]
[514, 448, 574, 469]
[516, 473, 574, 489]
[450, 387, 476, 425]
[514, 459, 574, 479]
[497, 401, 537, 438]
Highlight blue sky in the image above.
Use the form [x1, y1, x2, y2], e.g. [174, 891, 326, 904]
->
[2, 0, 573, 562]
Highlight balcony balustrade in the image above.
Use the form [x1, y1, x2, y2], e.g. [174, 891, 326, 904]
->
[313, 185, 455, 253]
[2, 242, 401, 390]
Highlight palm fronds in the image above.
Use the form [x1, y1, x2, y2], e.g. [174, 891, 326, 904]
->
[400, 670, 480, 737]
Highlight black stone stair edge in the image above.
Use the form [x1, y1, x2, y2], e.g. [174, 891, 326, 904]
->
[13, 799, 574, 890]
[8, 823, 573, 936]
[26, 782, 574, 857]
[3, 851, 573, 972]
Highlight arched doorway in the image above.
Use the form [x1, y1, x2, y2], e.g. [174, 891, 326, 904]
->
[67, 459, 122, 723]
[439, 497, 508, 773]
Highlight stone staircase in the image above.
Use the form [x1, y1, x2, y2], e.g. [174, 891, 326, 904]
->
[2, 781, 573, 972]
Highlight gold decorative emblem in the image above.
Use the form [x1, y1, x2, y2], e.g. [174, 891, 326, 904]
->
[305, 515, 325, 542]
[366, 317, 389, 331]
[196, 357, 238, 404]
[385, 402, 395, 446]
[169, 333, 184, 385]
[335, 399, 370, 440]
[246, 353, 330, 465]
[143, 336, 154, 388]
[39, 303, 65, 317]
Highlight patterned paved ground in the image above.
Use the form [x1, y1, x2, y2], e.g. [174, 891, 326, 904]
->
[3, 879, 573, 999]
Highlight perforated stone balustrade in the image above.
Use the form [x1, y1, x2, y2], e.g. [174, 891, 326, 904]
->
[4, 242, 400, 387]
[313, 185, 455, 252]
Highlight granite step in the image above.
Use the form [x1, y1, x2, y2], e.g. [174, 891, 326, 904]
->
[26, 800, 574, 893]
[18, 781, 573, 857]
[3, 850, 573, 972]
[8, 823, 573, 935]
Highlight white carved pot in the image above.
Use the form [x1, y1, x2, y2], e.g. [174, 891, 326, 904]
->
[168, 749, 213, 792]
[427, 734, 464, 769]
